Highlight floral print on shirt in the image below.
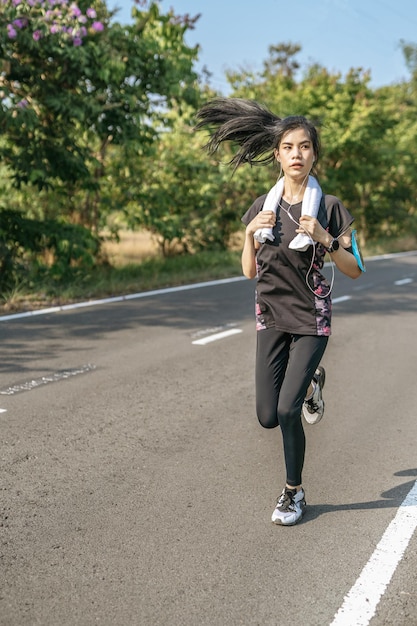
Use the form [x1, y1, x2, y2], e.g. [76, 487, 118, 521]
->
[311, 242, 332, 336]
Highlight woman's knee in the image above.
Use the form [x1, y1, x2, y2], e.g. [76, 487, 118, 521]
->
[277, 403, 301, 429]
[256, 403, 279, 429]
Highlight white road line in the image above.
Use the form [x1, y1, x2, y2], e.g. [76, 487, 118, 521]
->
[330, 480, 417, 626]
[0, 251, 415, 323]
[0, 277, 247, 322]
[0, 364, 96, 395]
[191, 295, 351, 345]
[192, 329, 243, 345]
[332, 295, 352, 304]
[395, 278, 413, 285]
[0, 408, 7, 413]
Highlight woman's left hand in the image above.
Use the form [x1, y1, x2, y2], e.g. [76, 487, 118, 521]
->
[297, 216, 328, 246]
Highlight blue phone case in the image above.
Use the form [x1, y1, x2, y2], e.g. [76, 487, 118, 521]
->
[351, 229, 366, 272]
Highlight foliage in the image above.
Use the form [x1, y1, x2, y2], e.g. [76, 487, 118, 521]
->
[122, 97, 275, 256]
[0, 0, 199, 205]
[0, 246, 243, 313]
[225, 45, 417, 243]
[0, 0, 200, 279]
[0, 6, 416, 294]
[0, 207, 100, 289]
[0, 0, 109, 189]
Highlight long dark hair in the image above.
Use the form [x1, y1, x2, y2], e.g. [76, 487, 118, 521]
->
[195, 97, 321, 171]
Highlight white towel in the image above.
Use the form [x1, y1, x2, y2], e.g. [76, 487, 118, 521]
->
[254, 175, 322, 251]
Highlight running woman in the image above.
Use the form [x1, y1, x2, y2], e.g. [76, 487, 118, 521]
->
[195, 98, 363, 525]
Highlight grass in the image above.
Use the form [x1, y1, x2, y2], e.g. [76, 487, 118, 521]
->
[0, 246, 243, 314]
[356, 234, 417, 257]
[1, 230, 416, 315]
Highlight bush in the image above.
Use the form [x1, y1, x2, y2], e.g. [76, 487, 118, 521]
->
[0, 208, 100, 289]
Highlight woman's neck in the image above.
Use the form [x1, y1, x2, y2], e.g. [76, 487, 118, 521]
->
[282, 176, 307, 204]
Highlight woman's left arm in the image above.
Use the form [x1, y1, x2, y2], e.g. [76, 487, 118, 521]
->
[325, 229, 362, 279]
[298, 217, 362, 279]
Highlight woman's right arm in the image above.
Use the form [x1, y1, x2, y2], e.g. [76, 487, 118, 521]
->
[241, 230, 259, 278]
[241, 210, 276, 279]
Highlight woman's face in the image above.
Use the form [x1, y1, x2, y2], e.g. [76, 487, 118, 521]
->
[274, 127, 315, 181]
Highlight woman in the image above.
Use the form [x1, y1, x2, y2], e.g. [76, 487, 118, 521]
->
[196, 98, 363, 526]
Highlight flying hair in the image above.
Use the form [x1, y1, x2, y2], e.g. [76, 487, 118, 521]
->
[195, 97, 321, 172]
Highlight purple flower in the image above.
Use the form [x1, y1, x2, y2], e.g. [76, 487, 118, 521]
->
[7, 24, 17, 38]
[13, 18, 28, 29]
[50, 23, 61, 34]
[73, 36, 82, 46]
[12, 0, 22, 6]
[91, 21, 104, 32]
[70, 3, 82, 17]
[33, 30, 43, 41]
[17, 98, 29, 108]
[86, 7, 96, 18]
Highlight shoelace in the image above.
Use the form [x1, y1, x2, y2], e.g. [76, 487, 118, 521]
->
[305, 378, 321, 412]
[306, 398, 320, 413]
[277, 491, 297, 511]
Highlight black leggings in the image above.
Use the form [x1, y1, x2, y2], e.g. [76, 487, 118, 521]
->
[255, 329, 328, 487]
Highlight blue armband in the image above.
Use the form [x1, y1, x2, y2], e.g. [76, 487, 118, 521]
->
[351, 229, 366, 272]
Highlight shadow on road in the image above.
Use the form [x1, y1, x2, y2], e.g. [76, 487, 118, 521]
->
[305, 468, 417, 522]
[0, 280, 255, 376]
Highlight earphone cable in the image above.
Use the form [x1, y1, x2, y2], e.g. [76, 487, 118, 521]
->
[278, 201, 335, 299]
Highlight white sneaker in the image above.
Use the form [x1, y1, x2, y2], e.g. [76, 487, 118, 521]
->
[303, 366, 325, 424]
[271, 487, 306, 525]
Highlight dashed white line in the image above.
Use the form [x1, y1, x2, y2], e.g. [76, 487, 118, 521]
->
[192, 328, 243, 345]
[191, 295, 352, 345]
[395, 278, 413, 286]
[332, 295, 352, 304]
[331, 479, 417, 626]
[0, 364, 96, 395]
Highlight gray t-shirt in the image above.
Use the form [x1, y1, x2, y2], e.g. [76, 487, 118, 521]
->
[241, 194, 354, 336]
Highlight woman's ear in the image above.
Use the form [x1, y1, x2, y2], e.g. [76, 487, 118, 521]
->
[274, 148, 280, 162]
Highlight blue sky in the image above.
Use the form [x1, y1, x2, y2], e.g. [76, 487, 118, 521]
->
[109, 0, 417, 93]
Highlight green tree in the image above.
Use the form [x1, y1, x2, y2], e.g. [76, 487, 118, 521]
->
[225, 44, 415, 243]
[263, 42, 301, 79]
[0, 0, 110, 190]
[0, 0, 201, 284]
[76, 0, 200, 232]
[0, 0, 199, 224]
[120, 95, 272, 256]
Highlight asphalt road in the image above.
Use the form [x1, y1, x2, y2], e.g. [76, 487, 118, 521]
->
[1, 252, 417, 626]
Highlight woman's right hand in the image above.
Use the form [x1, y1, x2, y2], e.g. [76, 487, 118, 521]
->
[246, 210, 276, 237]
